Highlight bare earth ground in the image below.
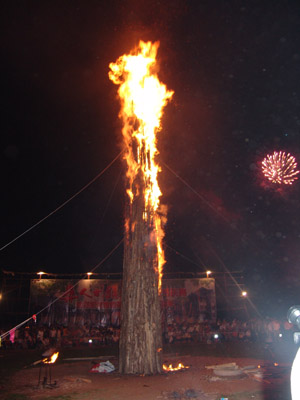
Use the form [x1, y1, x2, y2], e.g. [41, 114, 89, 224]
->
[1, 355, 291, 400]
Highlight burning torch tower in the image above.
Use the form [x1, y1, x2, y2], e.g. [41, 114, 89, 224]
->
[109, 41, 173, 374]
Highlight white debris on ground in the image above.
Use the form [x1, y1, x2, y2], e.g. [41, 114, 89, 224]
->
[89, 360, 115, 373]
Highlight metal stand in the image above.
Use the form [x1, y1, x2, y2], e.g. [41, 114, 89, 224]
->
[37, 363, 57, 388]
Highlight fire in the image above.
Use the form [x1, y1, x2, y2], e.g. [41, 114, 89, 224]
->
[163, 363, 189, 372]
[43, 352, 59, 364]
[109, 41, 173, 291]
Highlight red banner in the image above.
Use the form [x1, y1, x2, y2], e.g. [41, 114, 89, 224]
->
[30, 278, 216, 327]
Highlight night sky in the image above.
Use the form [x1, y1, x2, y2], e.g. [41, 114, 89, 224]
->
[1, 1, 300, 317]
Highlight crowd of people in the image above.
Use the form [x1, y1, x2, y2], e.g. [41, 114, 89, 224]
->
[163, 317, 295, 344]
[0, 324, 121, 350]
[0, 317, 295, 350]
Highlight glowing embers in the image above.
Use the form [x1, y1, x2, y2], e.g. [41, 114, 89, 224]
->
[163, 362, 189, 372]
[262, 151, 299, 185]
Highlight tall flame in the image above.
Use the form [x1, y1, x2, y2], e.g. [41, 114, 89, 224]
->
[109, 41, 173, 290]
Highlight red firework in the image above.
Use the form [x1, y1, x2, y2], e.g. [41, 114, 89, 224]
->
[262, 151, 300, 185]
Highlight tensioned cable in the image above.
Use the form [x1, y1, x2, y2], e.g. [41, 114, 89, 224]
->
[166, 240, 261, 317]
[163, 160, 268, 259]
[203, 240, 262, 317]
[162, 162, 262, 317]
[0, 237, 124, 341]
[0, 150, 124, 252]
[162, 161, 231, 224]
[87, 168, 122, 251]
[165, 243, 207, 271]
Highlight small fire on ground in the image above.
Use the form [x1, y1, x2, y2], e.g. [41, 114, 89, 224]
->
[43, 352, 59, 364]
[163, 363, 189, 372]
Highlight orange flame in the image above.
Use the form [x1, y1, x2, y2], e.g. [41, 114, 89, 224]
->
[43, 352, 59, 364]
[163, 363, 189, 372]
[109, 41, 173, 291]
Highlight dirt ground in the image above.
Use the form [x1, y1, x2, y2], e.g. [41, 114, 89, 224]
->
[2, 354, 291, 400]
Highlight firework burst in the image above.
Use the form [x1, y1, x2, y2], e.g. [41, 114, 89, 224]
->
[262, 151, 300, 185]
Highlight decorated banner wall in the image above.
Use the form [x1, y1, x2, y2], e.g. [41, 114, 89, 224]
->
[30, 278, 216, 327]
[161, 278, 216, 325]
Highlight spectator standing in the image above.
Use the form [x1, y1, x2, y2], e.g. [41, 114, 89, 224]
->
[49, 325, 57, 346]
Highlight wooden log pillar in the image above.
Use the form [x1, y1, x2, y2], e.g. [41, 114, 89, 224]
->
[119, 174, 162, 374]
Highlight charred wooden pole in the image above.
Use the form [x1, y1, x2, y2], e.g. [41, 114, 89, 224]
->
[119, 162, 163, 374]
